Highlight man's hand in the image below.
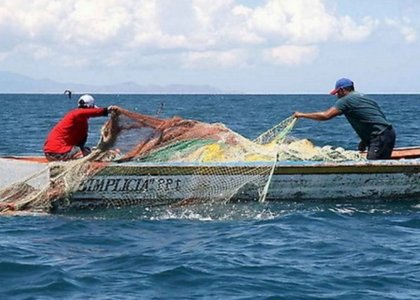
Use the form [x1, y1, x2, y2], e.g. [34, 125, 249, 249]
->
[293, 112, 303, 118]
[108, 105, 120, 113]
[358, 140, 367, 152]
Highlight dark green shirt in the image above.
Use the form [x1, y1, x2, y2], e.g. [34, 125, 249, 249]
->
[334, 91, 392, 142]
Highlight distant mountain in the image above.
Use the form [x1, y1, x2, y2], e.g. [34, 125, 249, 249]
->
[0, 71, 228, 94]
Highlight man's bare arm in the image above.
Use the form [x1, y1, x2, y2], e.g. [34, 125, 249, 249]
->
[293, 107, 341, 121]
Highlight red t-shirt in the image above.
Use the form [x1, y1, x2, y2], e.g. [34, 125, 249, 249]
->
[43, 107, 107, 154]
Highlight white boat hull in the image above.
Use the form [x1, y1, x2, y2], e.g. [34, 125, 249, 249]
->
[55, 160, 420, 211]
[1, 157, 419, 212]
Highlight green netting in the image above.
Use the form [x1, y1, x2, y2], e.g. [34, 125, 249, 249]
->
[136, 139, 216, 162]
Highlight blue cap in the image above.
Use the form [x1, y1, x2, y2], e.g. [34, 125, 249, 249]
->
[330, 78, 353, 95]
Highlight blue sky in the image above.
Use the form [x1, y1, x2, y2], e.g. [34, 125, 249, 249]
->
[0, 0, 419, 93]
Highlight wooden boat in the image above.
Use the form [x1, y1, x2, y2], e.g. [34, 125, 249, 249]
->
[1, 146, 419, 212]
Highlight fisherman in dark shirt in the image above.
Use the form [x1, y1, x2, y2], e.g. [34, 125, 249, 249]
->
[293, 78, 396, 160]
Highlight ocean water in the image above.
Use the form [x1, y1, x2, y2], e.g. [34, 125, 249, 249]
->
[0, 94, 419, 299]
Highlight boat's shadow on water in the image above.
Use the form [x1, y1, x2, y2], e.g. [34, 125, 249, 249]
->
[58, 197, 420, 221]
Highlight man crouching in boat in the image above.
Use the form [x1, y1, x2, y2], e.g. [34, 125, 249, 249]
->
[43, 94, 120, 161]
[293, 78, 396, 160]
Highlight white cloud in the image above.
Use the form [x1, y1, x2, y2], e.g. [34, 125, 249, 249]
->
[0, 0, 403, 72]
[0, 52, 9, 62]
[385, 18, 417, 44]
[184, 49, 249, 69]
[19, 44, 53, 60]
[249, 0, 336, 44]
[337, 16, 379, 42]
[263, 45, 319, 65]
[62, 1, 132, 45]
[401, 26, 417, 43]
[245, 0, 379, 45]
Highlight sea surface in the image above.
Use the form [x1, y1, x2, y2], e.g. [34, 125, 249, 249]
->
[0, 94, 419, 299]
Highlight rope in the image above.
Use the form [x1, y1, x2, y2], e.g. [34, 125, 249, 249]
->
[257, 116, 298, 202]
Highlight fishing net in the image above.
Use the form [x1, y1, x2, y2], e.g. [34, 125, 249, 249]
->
[0, 108, 364, 214]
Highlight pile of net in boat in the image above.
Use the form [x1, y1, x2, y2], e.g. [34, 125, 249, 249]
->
[100, 109, 363, 163]
[0, 108, 364, 214]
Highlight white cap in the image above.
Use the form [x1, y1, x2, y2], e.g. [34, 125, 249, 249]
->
[78, 94, 97, 108]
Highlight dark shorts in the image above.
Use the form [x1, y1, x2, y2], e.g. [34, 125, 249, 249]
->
[44, 146, 89, 162]
[367, 127, 396, 160]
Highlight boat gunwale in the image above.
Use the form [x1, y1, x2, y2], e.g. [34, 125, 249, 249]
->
[87, 159, 420, 176]
[3, 155, 420, 176]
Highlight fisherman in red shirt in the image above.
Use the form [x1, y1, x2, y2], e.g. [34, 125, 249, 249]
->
[43, 94, 119, 161]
